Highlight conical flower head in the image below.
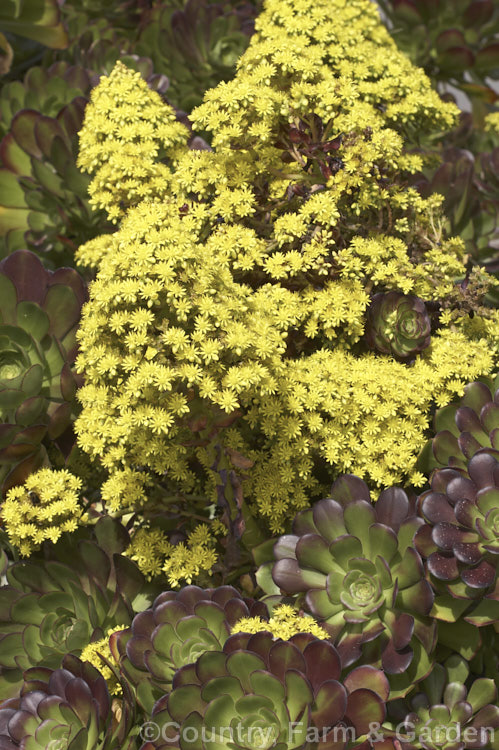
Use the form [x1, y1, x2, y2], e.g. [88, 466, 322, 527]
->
[388, 657, 499, 750]
[0, 518, 145, 701]
[142, 632, 389, 750]
[267, 475, 436, 697]
[0, 655, 135, 749]
[365, 292, 431, 359]
[0, 250, 86, 492]
[415, 450, 499, 626]
[115, 585, 268, 713]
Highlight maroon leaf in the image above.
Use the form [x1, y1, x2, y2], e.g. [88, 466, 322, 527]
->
[414, 524, 438, 558]
[445, 475, 476, 503]
[468, 452, 498, 489]
[475, 43, 499, 73]
[302, 640, 341, 689]
[311, 680, 347, 728]
[0, 251, 46, 303]
[432, 523, 473, 550]
[381, 640, 413, 674]
[272, 558, 312, 593]
[10, 111, 42, 159]
[461, 561, 495, 589]
[436, 29, 466, 53]
[375, 488, 410, 530]
[343, 665, 390, 701]
[458, 432, 484, 460]
[463, 0, 493, 27]
[345, 688, 385, 733]
[330, 474, 371, 506]
[427, 551, 460, 581]
[390, 613, 414, 651]
[437, 46, 475, 73]
[453, 542, 483, 567]
[311, 499, 347, 542]
[420, 491, 456, 524]
[268, 640, 306, 681]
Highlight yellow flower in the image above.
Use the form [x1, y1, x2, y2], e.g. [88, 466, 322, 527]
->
[2, 470, 84, 556]
[233, 605, 328, 640]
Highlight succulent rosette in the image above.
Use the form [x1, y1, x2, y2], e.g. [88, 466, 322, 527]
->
[425, 377, 499, 473]
[415, 450, 499, 628]
[142, 631, 389, 750]
[365, 292, 431, 359]
[0, 655, 135, 749]
[0, 518, 146, 700]
[388, 657, 499, 750]
[113, 585, 269, 713]
[266, 476, 436, 698]
[0, 249, 86, 491]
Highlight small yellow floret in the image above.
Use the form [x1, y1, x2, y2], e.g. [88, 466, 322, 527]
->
[233, 605, 328, 640]
[80, 625, 125, 695]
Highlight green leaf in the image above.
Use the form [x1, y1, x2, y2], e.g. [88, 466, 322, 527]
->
[464, 598, 499, 626]
[168, 684, 204, 722]
[15, 301, 50, 339]
[21, 364, 44, 398]
[0, 170, 27, 208]
[430, 594, 471, 623]
[467, 678, 497, 713]
[256, 562, 280, 596]
[11, 592, 44, 625]
[437, 621, 480, 660]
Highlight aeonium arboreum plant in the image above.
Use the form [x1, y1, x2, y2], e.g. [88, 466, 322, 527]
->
[112, 584, 269, 714]
[415, 450, 499, 631]
[421, 375, 499, 474]
[0, 655, 135, 749]
[387, 655, 499, 750]
[141, 631, 390, 750]
[0, 249, 86, 492]
[365, 292, 432, 360]
[0, 517, 147, 701]
[262, 475, 436, 698]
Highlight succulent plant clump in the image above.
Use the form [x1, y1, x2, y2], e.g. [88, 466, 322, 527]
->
[135, 0, 259, 113]
[0, 655, 135, 749]
[0, 517, 146, 700]
[415, 450, 499, 627]
[265, 475, 436, 697]
[114, 585, 269, 713]
[0, 249, 86, 492]
[143, 631, 389, 750]
[423, 376, 499, 474]
[365, 292, 432, 360]
[388, 657, 499, 750]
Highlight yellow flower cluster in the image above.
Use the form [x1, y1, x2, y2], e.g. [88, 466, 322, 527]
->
[77, 62, 189, 223]
[1, 469, 84, 556]
[74, 0, 499, 531]
[485, 112, 499, 134]
[233, 604, 327, 640]
[80, 625, 125, 696]
[125, 523, 221, 586]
